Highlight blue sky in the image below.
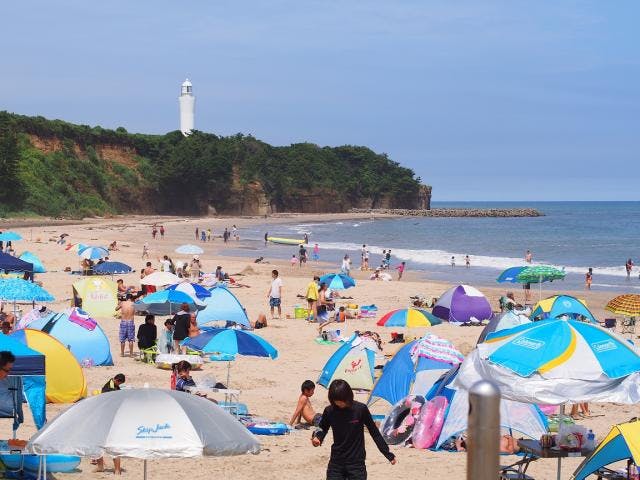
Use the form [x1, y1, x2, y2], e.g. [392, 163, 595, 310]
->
[1, 1, 638, 200]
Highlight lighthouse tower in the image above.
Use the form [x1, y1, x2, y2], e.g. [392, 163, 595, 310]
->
[179, 78, 195, 135]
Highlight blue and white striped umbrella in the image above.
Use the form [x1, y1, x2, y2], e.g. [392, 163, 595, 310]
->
[78, 246, 109, 260]
[175, 244, 204, 255]
[166, 282, 212, 300]
[183, 328, 278, 359]
[133, 290, 205, 315]
[0, 278, 54, 302]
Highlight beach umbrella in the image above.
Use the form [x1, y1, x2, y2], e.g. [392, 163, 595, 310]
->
[166, 282, 212, 300]
[78, 246, 109, 260]
[27, 388, 260, 480]
[133, 290, 205, 316]
[456, 318, 640, 405]
[175, 244, 204, 255]
[183, 328, 277, 359]
[376, 308, 442, 328]
[0, 278, 54, 303]
[183, 328, 277, 387]
[65, 243, 87, 253]
[572, 420, 640, 480]
[0, 231, 23, 241]
[0, 252, 33, 273]
[140, 271, 181, 287]
[496, 266, 526, 283]
[605, 294, 640, 317]
[319, 273, 356, 290]
[516, 265, 566, 300]
[432, 284, 492, 323]
[93, 261, 133, 275]
[18, 252, 46, 273]
[530, 295, 595, 322]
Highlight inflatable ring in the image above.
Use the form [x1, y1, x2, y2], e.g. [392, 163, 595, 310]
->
[412, 396, 449, 449]
[381, 395, 425, 445]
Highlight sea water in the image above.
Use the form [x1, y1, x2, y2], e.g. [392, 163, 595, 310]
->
[222, 201, 640, 292]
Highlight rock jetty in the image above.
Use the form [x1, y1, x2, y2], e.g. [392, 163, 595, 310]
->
[348, 208, 542, 217]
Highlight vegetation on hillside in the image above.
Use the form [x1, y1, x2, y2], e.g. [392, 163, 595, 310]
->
[0, 111, 423, 217]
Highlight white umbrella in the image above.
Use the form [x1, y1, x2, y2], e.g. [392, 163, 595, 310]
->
[28, 388, 260, 479]
[140, 271, 181, 287]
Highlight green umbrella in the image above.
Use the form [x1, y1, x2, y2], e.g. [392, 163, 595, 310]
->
[516, 265, 565, 301]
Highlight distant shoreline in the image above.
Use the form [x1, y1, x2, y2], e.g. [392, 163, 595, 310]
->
[349, 207, 543, 217]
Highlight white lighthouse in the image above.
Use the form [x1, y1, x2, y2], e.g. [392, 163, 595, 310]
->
[179, 78, 195, 135]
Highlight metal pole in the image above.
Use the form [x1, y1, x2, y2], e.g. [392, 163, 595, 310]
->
[467, 380, 501, 480]
[144, 459, 147, 480]
[557, 404, 565, 480]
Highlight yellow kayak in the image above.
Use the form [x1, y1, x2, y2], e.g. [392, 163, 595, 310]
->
[267, 237, 305, 245]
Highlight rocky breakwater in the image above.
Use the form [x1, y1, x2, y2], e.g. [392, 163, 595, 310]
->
[349, 208, 543, 217]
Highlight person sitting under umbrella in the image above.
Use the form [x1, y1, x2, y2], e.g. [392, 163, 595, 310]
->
[174, 361, 220, 403]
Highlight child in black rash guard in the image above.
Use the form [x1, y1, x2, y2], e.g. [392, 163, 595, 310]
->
[312, 379, 396, 480]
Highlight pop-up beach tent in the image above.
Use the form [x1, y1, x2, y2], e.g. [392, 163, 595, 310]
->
[11, 329, 87, 403]
[368, 334, 463, 406]
[196, 285, 250, 328]
[0, 334, 46, 431]
[72, 277, 117, 318]
[26, 307, 113, 366]
[318, 334, 379, 391]
[433, 284, 492, 323]
[18, 252, 46, 273]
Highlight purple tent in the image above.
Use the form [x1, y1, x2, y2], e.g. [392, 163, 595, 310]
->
[433, 284, 492, 323]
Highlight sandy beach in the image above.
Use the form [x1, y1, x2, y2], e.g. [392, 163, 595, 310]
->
[0, 214, 634, 480]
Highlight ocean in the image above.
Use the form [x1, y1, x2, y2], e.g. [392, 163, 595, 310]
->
[221, 201, 640, 292]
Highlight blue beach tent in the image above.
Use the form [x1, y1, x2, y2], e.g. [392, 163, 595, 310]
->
[196, 285, 251, 328]
[368, 339, 460, 406]
[0, 334, 46, 431]
[27, 308, 113, 366]
[0, 252, 33, 273]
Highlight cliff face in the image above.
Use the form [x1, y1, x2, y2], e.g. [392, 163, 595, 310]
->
[2, 111, 429, 217]
[24, 133, 432, 216]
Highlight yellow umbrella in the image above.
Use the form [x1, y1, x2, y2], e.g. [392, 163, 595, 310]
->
[606, 294, 640, 317]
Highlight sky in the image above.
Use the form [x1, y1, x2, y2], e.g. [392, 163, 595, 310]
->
[1, 1, 638, 201]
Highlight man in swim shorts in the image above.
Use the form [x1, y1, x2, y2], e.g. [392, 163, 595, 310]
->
[290, 380, 322, 427]
[116, 294, 136, 357]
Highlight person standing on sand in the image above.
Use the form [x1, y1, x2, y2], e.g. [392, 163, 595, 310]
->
[306, 276, 320, 322]
[525, 250, 533, 263]
[586, 268, 593, 290]
[142, 242, 149, 259]
[626, 258, 634, 279]
[116, 294, 136, 357]
[360, 245, 367, 270]
[207, 228, 212, 242]
[312, 243, 320, 262]
[341, 255, 351, 276]
[312, 379, 396, 480]
[159, 225, 165, 239]
[151, 225, 157, 239]
[396, 261, 406, 280]
[195, 227, 199, 241]
[267, 269, 283, 320]
[172, 303, 191, 354]
[465, 255, 471, 268]
[299, 244, 308, 268]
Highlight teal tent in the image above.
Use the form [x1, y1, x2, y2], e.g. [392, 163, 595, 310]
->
[18, 252, 46, 274]
[196, 285, 250, 328]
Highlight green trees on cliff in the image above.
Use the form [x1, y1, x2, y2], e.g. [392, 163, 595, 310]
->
[0, 111, 422, 217]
